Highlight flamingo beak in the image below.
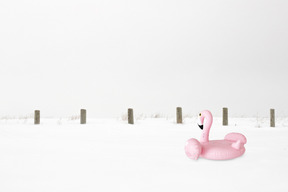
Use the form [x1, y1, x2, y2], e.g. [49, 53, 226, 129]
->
[197, 116, 204, 130]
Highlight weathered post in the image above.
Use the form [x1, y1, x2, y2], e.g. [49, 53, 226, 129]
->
[80, 109, 86, 124]
[128, 108, 134, 124]
[176, 107, 182, 124]
[223, 107, 228, 126]
[270, 108, 275, 127]
[34, 110, 40, 125]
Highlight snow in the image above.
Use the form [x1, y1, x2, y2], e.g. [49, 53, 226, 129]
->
[1, 117, 288, 192]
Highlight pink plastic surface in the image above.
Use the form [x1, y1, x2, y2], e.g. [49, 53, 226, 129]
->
[185, 110, 247, 160]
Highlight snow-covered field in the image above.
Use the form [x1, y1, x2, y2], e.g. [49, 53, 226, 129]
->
[1, 117, 288, 192]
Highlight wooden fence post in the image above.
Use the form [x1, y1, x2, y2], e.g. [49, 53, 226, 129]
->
[34, 110, 40, 125]
[80, 109, 86, 124]
[270, 109, 275, 127]
[223, 107, 228, 126]
[128, 108, 134, 124]
[176, 107, 182, 124]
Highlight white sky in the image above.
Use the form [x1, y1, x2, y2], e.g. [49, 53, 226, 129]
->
[0, 0, 288, 118]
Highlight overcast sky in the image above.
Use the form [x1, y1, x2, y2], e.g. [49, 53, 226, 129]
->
[0, 0, 288, 118]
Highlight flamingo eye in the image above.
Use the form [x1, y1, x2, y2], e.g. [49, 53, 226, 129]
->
[199, 113, 201, 116]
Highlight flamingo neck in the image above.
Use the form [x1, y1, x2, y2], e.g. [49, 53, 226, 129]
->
[200, 115, 213, 143]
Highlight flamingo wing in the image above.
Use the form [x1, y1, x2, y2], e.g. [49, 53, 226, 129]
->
[185, 138, 202, 160]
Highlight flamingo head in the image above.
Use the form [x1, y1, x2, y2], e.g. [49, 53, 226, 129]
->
[197, 110, 213, 130]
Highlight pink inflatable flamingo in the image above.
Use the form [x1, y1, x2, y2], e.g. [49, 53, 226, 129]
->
[185, 110, 247, 160]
